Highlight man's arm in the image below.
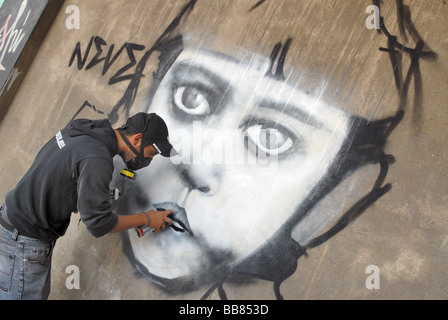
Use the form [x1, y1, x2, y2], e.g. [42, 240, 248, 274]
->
[109, 209, 173, 234]
[75, 158, 172, 236]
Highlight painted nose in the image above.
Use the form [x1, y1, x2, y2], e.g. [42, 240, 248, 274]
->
[178, 166, 219, 196]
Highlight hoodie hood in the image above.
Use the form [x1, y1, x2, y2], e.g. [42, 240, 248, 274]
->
[68, 119, 118, 156]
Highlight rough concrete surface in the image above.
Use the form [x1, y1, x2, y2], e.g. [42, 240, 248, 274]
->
[0, 0, 446, 300]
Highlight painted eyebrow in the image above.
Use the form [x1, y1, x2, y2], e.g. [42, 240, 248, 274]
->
[174, 61, 229, 90]
[257, 100, 325, 130]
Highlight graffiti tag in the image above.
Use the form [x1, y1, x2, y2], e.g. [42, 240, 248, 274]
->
[0, 0, 31, 71]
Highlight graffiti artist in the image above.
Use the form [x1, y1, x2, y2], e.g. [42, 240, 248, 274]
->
[0, 112, 177, 300]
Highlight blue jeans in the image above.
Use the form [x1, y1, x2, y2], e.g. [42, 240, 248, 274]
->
[0, 210, 55, 300]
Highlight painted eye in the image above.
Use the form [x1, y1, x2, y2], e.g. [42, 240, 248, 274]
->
[244, 123, 298, 157]
[173, 86, 210, 116]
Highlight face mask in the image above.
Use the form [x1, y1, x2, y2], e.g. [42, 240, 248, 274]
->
[119, 130, 152, 171]
[125, 156, 152, 171]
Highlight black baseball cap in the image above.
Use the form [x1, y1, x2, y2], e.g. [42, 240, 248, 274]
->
[122, 112, 178, 157]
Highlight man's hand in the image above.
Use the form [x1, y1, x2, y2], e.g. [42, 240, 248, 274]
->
[147, 209, 173, 232]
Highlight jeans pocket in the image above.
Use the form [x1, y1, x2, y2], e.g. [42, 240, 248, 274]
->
[0, 250, 14, 293]
[24, 245, 52, 266]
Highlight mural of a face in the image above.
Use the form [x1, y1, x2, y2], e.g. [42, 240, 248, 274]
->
[106, 0, 433, 299]
[116, 42, 362, 291]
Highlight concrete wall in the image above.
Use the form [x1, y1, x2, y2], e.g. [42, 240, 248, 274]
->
[0, 0, 447, 300]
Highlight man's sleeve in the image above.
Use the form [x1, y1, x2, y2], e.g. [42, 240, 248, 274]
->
[75, 158, 119, 238]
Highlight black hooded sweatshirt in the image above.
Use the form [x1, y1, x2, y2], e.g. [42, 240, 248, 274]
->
[5, 119, 119, 241]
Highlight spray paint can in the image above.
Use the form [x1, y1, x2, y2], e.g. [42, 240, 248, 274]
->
[135, 224, 156, 238]
[135, 207, 162, 237]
